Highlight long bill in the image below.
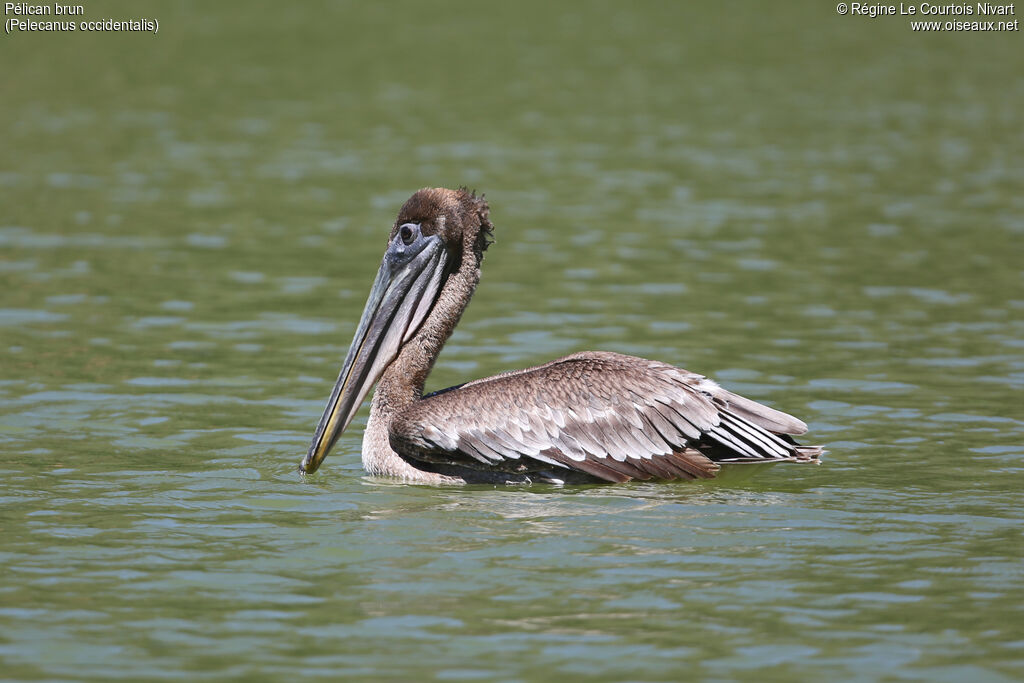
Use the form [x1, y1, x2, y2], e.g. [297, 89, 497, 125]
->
[300, 234, 448, 474]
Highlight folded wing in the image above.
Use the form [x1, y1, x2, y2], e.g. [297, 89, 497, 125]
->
[390, 351, 821, 483]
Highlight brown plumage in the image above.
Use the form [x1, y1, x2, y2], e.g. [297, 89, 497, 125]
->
[301, 188, 822, 484]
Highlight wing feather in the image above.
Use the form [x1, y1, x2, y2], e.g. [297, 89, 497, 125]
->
[394, 351, 819, 482]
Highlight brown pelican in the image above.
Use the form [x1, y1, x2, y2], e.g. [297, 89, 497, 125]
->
[301, 188, 821, 484]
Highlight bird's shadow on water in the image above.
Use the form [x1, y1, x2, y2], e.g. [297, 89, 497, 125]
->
[302, 460, 829, 525]
[277, 432, 832, 526]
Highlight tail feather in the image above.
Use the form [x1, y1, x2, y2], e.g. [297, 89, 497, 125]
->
[793, 445, 824, 461]
[714, 389, 808, 435]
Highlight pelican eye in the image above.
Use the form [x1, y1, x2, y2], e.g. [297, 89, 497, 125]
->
[399, 223, 417, 246]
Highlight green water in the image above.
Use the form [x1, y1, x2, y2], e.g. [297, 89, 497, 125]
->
[2, 2, 1023, 680]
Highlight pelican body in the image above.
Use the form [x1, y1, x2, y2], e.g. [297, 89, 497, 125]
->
[301, 188, 821, 484]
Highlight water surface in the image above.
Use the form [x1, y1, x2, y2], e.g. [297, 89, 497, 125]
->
[2, 2, 1023, 680]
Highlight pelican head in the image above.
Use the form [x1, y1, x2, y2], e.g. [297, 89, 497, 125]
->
[301, 188, 493, 474]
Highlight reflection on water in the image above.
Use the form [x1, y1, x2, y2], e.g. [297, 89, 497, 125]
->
[2, 1, 1023, 680]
